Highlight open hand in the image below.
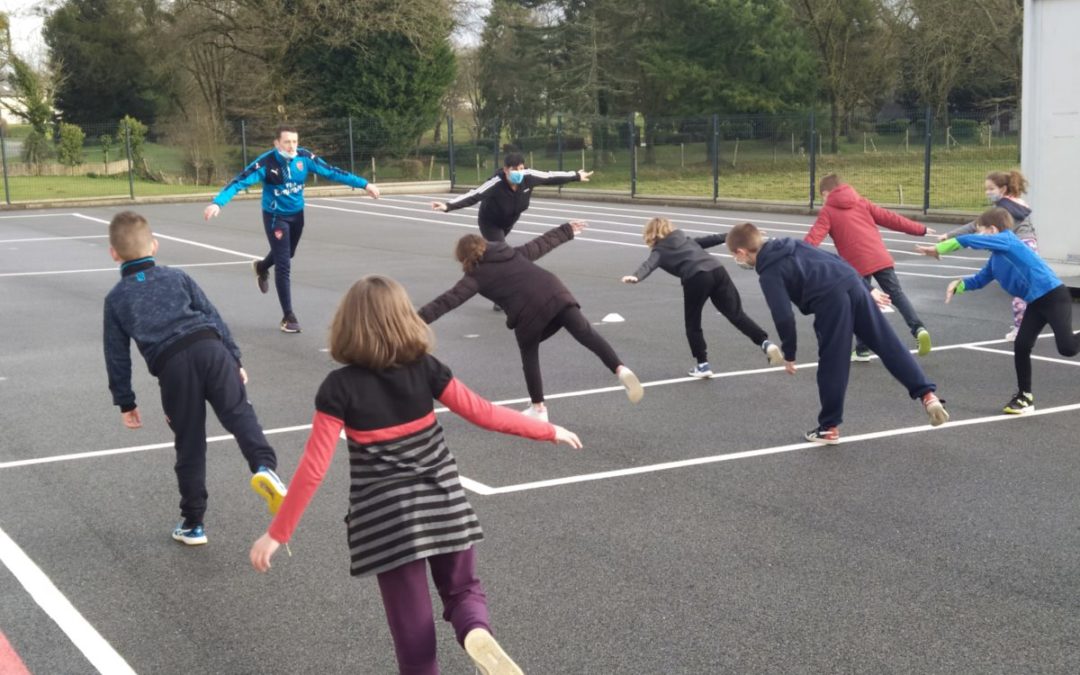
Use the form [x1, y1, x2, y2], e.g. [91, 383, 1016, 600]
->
[621, 275, 638, 284]
[914, 244, 940, 259]
[924, 227, 938, 237]
[203, 204, 220, 220]
[569, 220, 587, 234]
[553, 425, 583, 449]
[577, 170, 593, 182]
[784, 361, 797, 375]
[870, 288, 892, 308]
[365, 183, 380, 199]
[431, 201, 448, 212]
[240, 367, 249, 385]
[945, 279, 962, 304]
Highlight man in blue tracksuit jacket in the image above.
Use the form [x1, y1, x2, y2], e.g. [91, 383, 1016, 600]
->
[726, 222, 949, 443]
[203, 124, 380, 333]
[917, 206, 1078, 415]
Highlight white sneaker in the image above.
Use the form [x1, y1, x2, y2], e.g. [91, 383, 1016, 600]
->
[1005, 327, 1018, 342]
[521, 405, 549, 422]
[464, 628, 524, 675]
[617, 366, 644, 403]
[688, 362, 713, 378]
[763, 341, 784, 366]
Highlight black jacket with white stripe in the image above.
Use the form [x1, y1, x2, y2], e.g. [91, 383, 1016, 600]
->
[445, 167, 581, 240]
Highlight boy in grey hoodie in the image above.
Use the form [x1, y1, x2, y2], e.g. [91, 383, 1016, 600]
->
[622, 217, 782, 377]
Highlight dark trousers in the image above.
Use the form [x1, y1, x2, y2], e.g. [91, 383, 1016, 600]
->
[479, 220, 511, 243]
[157, 338, 276, 526]
[377, 547, 490, 675]
[815, 284, 935, 429]
[855, 267, 924, 350]
[683, 268, 768, 362]
[258, 210, 305, 316]
[1014, 285, 1080, 392]
[517, 305, 622, 403]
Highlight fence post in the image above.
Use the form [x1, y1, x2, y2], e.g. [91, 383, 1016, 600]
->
[808, 110, 817, 209]
[493, 117, 501, 171]
[712, 114, 720, 201]
[125, 123, 135, 200]
[447, 115, 456, 189]
[239, 120, 250, 193]
[0, 125, 10, 205]
[556, 115, 564, 194]
[628, 112, 637, 197]
[348, 116, 356, 179]
[923, 105, 933, 213]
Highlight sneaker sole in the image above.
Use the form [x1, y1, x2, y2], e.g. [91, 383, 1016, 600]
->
[1002, 406, 1035, 415]
[464, 630, 523, 675]
[916, 330, 932, 356]
[851, 354, 872, 363]
[618, 369, 644, 403]
[805, 435, 840, 445]
[688, 371, 713, 379]
[172, 532, 208, 546]
[250, 473, 287, 515]
[765, 345, 784, 366]
[925, 401, 950, 426]
[280, 325, 301, 333]
[253, 260, 269, 294]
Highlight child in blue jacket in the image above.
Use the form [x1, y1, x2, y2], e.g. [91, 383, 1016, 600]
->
[917, 207, 1078, 414]
[726, 222, 949, 444]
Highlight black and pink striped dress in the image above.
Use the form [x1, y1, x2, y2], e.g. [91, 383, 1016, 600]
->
[268, 354, 554, 577]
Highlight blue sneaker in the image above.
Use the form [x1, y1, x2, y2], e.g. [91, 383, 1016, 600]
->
[688, 362, 713, 378]
[250, 466, 288, 515]
[172, 522, 207, 546]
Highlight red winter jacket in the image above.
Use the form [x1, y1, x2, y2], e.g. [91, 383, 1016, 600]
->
[804, 184, 927, 276]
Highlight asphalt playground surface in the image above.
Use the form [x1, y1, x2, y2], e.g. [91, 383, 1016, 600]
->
[1, 192, 1078, 674]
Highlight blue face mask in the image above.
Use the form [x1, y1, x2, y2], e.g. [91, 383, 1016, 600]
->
[508, 170, 525, 185]
[988, 191, 1003, 204]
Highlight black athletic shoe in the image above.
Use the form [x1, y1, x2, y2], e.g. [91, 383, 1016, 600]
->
[1002, 391, 1034, 415]
[253, 260, 269, 294]
[804, 426, 840, 445]
[492, 303, 503, 312]
[280, 313, 301, 333]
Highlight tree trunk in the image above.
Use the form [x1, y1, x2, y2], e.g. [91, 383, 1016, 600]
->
[829, 96, 840, 154]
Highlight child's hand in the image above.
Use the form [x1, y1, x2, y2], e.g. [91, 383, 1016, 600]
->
[250, 533, 282, 573]
[784, 360, 797, 375]
[621, 275, 638, 284]
[553, 425, 583, 449]
[577, 170, 593, 182]
[203, 204, 220, 220]
[431, 201, 448, 212]
[914, 244, 940, 259]
[936, 233, 948, 242]
[945, 279, 962, 304]
[569, 220, 587, 234]
[924, 227, 938, 237]
[121, 408, 142, 429]
[365, 183, 380, 199]
[870, 288, 892, 308]
[239, 367, 249, 384]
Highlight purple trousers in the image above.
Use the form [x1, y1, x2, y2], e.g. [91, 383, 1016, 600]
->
[376, 547, 491, 675]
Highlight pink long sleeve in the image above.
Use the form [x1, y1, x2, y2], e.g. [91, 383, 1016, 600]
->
[267, 411, 344, 544]
[438, 378, 556, 441]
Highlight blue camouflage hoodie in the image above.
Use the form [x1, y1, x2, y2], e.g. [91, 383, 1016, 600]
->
[942, 230, 1062, 302]
[212, 148, 369, 215]
[753, 237, 863, 360]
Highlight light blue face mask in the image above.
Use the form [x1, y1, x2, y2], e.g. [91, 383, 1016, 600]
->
[508, 169, 525, 185]
[988, 191, 1003, 204]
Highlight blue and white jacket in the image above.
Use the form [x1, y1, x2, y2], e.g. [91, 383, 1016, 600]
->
[212, 148, 369, 215]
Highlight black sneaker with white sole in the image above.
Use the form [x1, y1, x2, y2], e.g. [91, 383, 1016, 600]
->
[253, 260, 269, 294]
[280, 313, 301, 333]
[1002, 391, 1034, 415]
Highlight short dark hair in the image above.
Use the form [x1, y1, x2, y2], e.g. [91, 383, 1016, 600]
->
[725, 222, 763, 253]
[109, 211, 153, 260]
[976, 207, 1014, 233]
[275, 124, 298, 139]
[503, 152, 525, 168]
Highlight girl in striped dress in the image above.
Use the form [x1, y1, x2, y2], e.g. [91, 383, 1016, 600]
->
[250, 275, 582, 675]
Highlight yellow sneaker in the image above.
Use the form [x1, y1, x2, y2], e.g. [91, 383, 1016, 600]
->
[464, 629, 524, 675]
[250, 467, 287, 515]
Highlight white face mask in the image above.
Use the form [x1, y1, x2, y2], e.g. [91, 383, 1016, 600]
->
[278, 148, 297, 159]
[735, 259, 755, 270]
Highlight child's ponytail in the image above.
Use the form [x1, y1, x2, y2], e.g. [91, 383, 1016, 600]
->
[986, 170, 1028, 197]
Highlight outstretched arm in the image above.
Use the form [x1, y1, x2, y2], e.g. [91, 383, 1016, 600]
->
[307, 154, 373, 193]
[518, 222, 576, 261]
[207, 158, 267, 216]
[694, 233, 727, 249]
[438, 378, 580, 448]
[867, 202, 927, 236]
[523, 168, 584, 187]
[418, 276, 481, 324]
[628, 249, 661, 282]
[804, 210, 832, 247]
[444, 175, 500, 212]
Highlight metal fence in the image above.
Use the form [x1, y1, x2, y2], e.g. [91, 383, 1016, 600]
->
[0, 107, 1019, 212]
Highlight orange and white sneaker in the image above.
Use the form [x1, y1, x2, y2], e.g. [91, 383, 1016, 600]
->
[804, 426, 840, 445]
[922, 392, 949, 426]
[464, 628, 524, 675]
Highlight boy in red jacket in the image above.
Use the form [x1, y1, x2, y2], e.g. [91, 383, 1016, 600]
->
[805, 174, 938, 361]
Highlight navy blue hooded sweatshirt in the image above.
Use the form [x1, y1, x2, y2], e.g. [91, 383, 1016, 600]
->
[753, 238, 862, 361]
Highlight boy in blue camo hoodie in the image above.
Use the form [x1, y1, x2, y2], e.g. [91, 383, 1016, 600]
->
[103, 211, 286, 546]
[918, 206, 1079, 415]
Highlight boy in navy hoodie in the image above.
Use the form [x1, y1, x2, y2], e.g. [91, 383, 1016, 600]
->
[917, 207, 1076, 414]
[103, 211, 286, 545]
[726, 222, 949, 443]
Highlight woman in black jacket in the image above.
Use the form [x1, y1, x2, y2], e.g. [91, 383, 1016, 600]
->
[419, 221, 643, 421]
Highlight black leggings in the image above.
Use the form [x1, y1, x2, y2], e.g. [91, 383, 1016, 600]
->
[683, 268, 768, 362]
[517, 305, 623, 403]
[1014, 285, 1080, 393]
